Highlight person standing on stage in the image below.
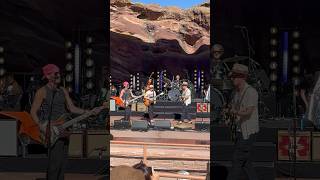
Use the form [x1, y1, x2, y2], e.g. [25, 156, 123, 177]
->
[211, 44, 229, 80]
[227, 63, 259, 180]
[144, 85, 157, 124]
[30, 64, 101, 180]
[119, 81, 137, 121]
[181, 81, 192, 124]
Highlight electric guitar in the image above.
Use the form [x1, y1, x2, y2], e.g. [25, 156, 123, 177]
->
[223, 106, 239, 142]
[111, 94, 144, 108]
[144, 92, 164, 106]
[40, 106, 104, 147]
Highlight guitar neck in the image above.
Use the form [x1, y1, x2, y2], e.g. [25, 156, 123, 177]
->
[61, 113, 91, 129]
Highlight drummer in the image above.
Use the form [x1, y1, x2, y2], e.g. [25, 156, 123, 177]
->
[211, 44, 230, 80]
[172, 74, 182, 90]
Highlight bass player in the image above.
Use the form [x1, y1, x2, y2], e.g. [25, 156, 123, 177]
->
[30, 64, 102, 180]
[119, 81, 138, 122]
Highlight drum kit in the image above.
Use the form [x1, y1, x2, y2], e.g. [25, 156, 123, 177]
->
[162, 77, 193, 102]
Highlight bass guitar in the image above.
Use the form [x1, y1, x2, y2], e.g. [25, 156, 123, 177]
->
[40, 106, 105, 147]
[144, 92, 164, 107]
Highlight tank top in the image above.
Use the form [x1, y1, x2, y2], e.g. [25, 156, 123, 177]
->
[38, 86, 67, 123]
[122, 89, 132, 101]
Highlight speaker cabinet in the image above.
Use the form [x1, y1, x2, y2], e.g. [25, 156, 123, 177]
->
[68, 131, 83, 158]
[131, 103, 137, 111]
[113, 119, 130, 129]
[278, 130, 311, 161]
[131, 120, 148, 131]
[86, 130, 110, 158]
[154, 120, 171, 130]
[195, 121, 210, 131]
[137, 103, 147, 112]
[312, 132, 320, 161]
[0, 119, 17, 156]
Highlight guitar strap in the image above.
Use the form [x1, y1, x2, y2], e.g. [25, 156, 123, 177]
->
[235, 86, 250, 112]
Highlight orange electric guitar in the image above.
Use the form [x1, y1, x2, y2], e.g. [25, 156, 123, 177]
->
[111, 94, 144, 108]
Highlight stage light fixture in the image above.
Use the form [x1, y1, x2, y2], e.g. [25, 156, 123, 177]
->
[292, 55, 300, 62]
[65, 63, 73, 71]
[293, 31, 300, 38]
[85, 58, 94, 67]
[270, 27, 278, 34]
[269, 62, 278, 70]
[270, 51, 277, 58]
[86, 48, 93, 55]
[293, 66, 300, 74]
[66, 74, 73, 82]
[130, 74, 133, 77]
[194, 69, 197, 72]
[66, 52, 73, 60]
[86, 70, 94, 78]
[270, 39, 277, 46]
[270, 73, 278, 81]
[86, 81, 94, 89]
[65, 41, 72, 48]
[292, 77, 300, 85]
[292, 43, 300, 50]
[86, 36, 93, 44]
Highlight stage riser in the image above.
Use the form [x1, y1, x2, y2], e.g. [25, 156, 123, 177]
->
[0, 158, 107, 173]
[213, 162, 275, 180]
[212, 142, 276, 162]
[153, 107, 196, 112]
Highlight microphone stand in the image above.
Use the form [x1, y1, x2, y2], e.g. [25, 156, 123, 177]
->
[46, 89, 57, 180]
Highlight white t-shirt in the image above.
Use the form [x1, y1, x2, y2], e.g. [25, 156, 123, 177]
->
[182, 88, 192, 106]
[232, 82, 259, 139]
[145, 90, 156, 101]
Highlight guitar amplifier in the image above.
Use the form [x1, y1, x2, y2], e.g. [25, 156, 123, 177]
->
[131, 103, 137, 111]
[312, 132, 320, 161]
[197, 103, 208, 113]
[0, 119, 17, 156]
[68, 131, 84, 158]
[278, 130, 311, 161]
[137, 103, 147, 112]
[110, 99, 116, 111]
[131, 120, 148, 131]
[86, 130, 110, 158]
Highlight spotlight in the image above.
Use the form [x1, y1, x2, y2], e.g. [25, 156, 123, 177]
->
[292, 43, 300, 50]
[65, 63, 73, 71]
[66, 74, 73, 82]
[292, 55, 300, 62]
[270, 51, 277, 58]
[270, 39, 278, 46]
[270, 27, 278, 34]
[86, 36, 93, 44]
[292, 77, 300, 85]
[86, 70, 94, 78]
[86, 48, 93, 55]
[137, 73, 140, 75]
[293, 66, 300, 74]
[86, 58, 94, 67]
[194, 69, 197, 72]
[270, 85, 277, 92]
[86, 81, 94, 89]
[293, 31, 300, 38]
[269, 62, 278, 70]
[65, 41, 72, 48]
[66, 53, 73, 59]
[0, 68, 6, 76]
[194, 77, 197, 80]
[0, 58, 5, 65]
[270, 73, 278, 81]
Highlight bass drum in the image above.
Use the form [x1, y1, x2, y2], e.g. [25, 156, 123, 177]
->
[211, 88, 225, 122]
[168, 89, 181, 102]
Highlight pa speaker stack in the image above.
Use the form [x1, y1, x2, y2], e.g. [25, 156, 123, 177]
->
[131, 120, 148, 131]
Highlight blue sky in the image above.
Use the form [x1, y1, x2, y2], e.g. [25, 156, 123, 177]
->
[132, 0, 207, 9]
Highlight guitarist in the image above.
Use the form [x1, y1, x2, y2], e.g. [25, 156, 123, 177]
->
[119, 81, 137, 121]
[227, 64, 259, 180]
[180, 82, 192, 124]
[30, 64, 99, 180]
[144, 85, 156, 124]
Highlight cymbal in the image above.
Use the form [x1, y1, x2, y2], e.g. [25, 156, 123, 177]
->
[223, 56, 248, 63]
